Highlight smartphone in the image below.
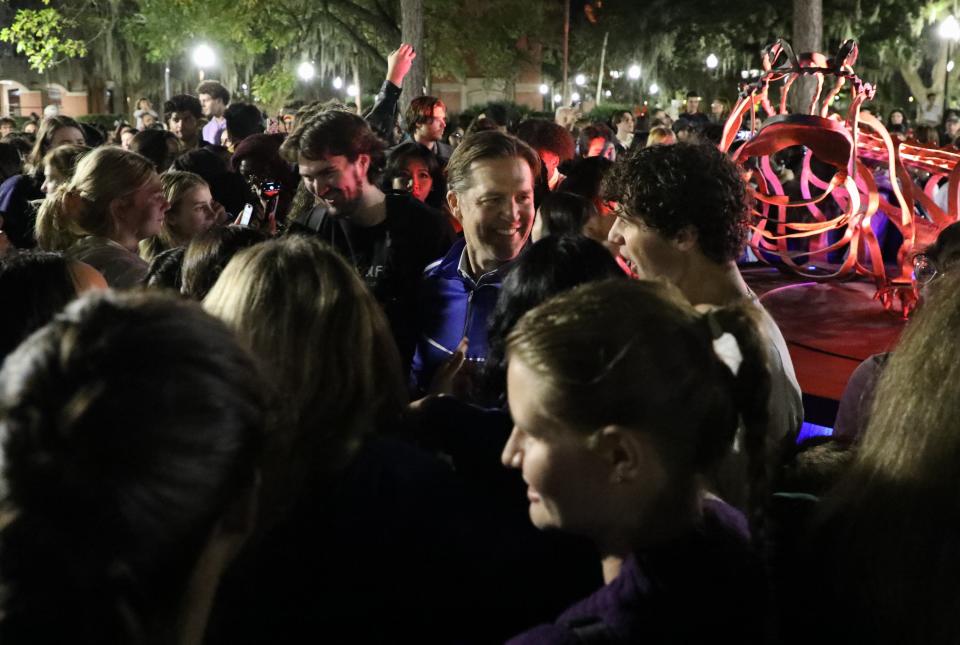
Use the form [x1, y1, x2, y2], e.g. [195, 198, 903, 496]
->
[240, 203, 254, 227]
[260, 181, 281, 200]
[391, 175, 413, 193]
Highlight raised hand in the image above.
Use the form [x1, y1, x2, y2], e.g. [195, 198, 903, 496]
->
[386, 43, 417, 88]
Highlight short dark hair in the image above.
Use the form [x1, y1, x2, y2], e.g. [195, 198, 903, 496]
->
[603, 142, 749, 263]
[224, 102, 264, 144]
[484, 234, 625, 399]
[612, 111, 634, 125]
[563, 156, 613, 202]
[515, 119, 575, 162]
[196, 80, 231, 105]
[0, 250, 77, 360]
[445, 130, 541, 193]
[537, 191, 597, 238]
[405, 96, 446, 135]
[144, 246, 186, 291]
[0, 117, 16, 127]
[181, 225, 269, 300]
[279, 110, 385, 178]
[130, 129, 180, 172]
[577, 123, 615, 155]
[163, 94, 202, 120]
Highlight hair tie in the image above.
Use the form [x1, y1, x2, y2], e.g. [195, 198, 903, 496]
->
[705, 310, 743, 377]
[60, 188, 88, 220]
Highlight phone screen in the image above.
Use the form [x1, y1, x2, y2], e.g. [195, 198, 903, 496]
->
[240, 203, 254, 227]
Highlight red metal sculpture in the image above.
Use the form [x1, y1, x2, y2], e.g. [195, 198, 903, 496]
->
[720, 39, 960, 316]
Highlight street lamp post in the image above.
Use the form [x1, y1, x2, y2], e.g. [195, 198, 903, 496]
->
[939, 16, 960, 118]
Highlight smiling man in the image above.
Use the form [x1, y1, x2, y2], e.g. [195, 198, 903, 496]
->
[411, 130, 540, 396]
[604, 142, 802, 505]
[280, 109, 454, 370]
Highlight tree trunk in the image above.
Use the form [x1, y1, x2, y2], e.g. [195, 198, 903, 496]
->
[352, 51, 362, 112]
[791, 0, 822, 114]
[400, 0, 426, 107]
[900, 41, 951, 121]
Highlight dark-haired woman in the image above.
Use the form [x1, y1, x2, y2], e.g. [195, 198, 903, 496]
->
[531, 191, 598, 242]
[382, 141, 443, 208]
[0, 291, 264, 645]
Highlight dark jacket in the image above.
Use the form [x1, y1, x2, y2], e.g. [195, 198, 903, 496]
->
[410, 238, 506, 394]
[506, 498, 767, 644]
[365, 80, 403, 146]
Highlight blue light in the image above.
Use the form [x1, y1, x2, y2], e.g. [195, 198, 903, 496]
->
[797, 421, 833, 444]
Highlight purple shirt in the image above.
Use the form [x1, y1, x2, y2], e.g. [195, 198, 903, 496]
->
[507, 498, 767, 644]
[202, 116, 226, 146]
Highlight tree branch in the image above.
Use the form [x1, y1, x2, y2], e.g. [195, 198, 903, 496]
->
[329, 0, 400, 40]
[321, 10, 388, 67]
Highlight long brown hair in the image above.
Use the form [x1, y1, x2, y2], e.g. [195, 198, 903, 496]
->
[203, 236, 406, 520]
[26, 115, 83, 173]
[817, 269, 960, 643]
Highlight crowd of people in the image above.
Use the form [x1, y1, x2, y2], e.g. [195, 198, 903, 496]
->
[0, 41, 959, 645]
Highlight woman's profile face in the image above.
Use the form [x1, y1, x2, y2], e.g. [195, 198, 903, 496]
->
[169, 185, 218, 240]
[123, 172, 169, 240]
[501, 357, 612, 534]
[41, 164, 65, 195]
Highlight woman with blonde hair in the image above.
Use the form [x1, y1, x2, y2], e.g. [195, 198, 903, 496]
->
[204, 235, 470, 642]
[140, 170, 221, 263]
[45, 146, 168, 287]
[34, 144, 90, 251]
[204, 235, 406, 499]
[645, 124, 676, 147]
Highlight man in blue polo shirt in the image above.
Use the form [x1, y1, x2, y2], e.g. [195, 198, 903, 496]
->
[411, 131, 540, 398]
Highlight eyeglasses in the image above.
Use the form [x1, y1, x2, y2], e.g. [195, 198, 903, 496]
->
[912, 253, 939, 285]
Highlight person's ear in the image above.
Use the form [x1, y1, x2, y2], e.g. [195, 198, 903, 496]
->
[673, 225, 699, 253]
[355, 153, 371, 180]
[214, 471, 260, 556]
[447, 190, 463, 223]
[108, 194, 133, 226]
[596, 425, 665, 487]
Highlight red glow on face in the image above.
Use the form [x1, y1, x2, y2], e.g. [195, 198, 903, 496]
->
[616, 254, 639, 278]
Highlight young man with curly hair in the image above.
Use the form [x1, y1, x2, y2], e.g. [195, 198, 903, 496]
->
[605, 142, 803, 504]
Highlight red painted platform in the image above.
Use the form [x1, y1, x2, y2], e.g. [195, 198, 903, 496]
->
[743, 266, 908, 402]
